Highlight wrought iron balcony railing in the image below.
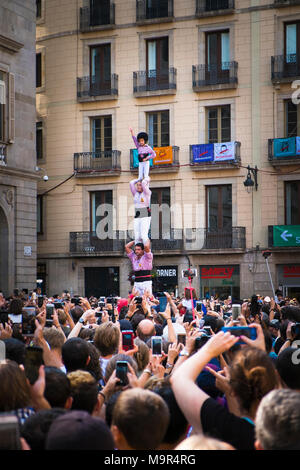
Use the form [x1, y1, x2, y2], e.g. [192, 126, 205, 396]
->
[193, 62, 238, 90]
[77, 74, 118, 100]
[185, 227, 246, 251]
[271, 54, 300, 82]
[274, 0, 300, 6]
[268, 137, 300, 165]
[196, 0, 234, 15]
[133, 68, 176, 95]
[70, 231, 124, 254]
[151, 229, 184, 252]
[74, 151, 121, 174]
[80, 0, 115, 31]
[130, 146, 179, 172]
[136, 0, 173, 22]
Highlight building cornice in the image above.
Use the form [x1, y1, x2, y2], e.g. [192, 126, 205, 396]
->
[0, 34, 24, 54]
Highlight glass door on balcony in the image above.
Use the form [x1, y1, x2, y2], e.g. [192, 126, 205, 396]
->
[91, 116, 112, 169]
[285, 181, 300, 225]
[285, 100, 299, 137]
[146, 0, 169, 19]
[147, 110, 169, 147]
[284, 22, 300, 76]
[90, 44, 111, 95]
[206, 30, 230, 84]
[90, 190, 113, 236]
[205, 0, 230, 11]
[90, 0, 110, 26]
[207, 105, 231, 144]
[85, 267, 119, 298]
[151, 187, 171, 242]
[206, 185, 232, 248]
[146, 37, 169, 89]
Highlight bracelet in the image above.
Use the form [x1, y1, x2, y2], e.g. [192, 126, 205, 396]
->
[166, 363, 173, 369]
[98, 391, 106, 401]
[143, 368, 152, 375]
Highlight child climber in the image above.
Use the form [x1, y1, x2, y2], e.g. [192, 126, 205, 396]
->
[129, 127, 156, 180]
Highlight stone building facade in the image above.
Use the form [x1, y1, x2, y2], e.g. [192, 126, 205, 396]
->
[0, 0, 37, 296]
[36, 0, 300, 300]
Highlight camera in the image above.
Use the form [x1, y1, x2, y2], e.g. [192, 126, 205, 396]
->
[134, 297, 143, 304]
[262, 250, 272, 259]
[71, 297, 81, 306]
[182, 268, 197, 278]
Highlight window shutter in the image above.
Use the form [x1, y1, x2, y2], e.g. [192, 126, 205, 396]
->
[8, 73, 15, 143]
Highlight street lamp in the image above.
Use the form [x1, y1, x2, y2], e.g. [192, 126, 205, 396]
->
[243, 165, 258, 192]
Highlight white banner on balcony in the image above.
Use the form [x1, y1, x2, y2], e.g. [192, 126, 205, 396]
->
[214, 141, 235, 161]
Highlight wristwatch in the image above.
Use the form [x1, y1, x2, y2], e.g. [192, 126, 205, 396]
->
[79, 317, 85, 324]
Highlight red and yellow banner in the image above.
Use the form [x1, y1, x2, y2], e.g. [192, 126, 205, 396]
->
[153, 146, 173, 165]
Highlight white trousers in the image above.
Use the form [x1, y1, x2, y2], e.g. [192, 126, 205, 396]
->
[134, 280, 152, 296]
[134, 216, 151, 245]
[138, 161, 150, 180]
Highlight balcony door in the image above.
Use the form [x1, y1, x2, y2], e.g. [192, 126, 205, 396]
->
[90, 190, 113, 234]
[206, 185, 232, 248]
[206, 30, 230, 84]
[90, 44, 111, 95]
[284, 22, 300, 76]
[285, 181, 300, 225]
[90, 0, 110, 26]
[151, 187, 171, 241]
[146, 37, 169, 89]
[147, 110, 169, 147]
[146, 0, 168, 19]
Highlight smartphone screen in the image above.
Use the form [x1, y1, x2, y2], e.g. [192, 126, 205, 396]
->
[177, 334, 186, 346]
[232, 304, 241, 320]
[24, 346, 44, 385]
[46, 304, 54, 327]
[158, 297, 168, 312]
[151, 336, 162, 356]
[196, 302, 202, 312]
[116, 361, 128, 386]
[0, 413, 22, 450]
[22, 314, 36, 336]
[221, 326, 257, 344]
[122, 331, 134, 351]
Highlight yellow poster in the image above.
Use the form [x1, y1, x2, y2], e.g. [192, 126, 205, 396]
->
[153, 146, 173, 165]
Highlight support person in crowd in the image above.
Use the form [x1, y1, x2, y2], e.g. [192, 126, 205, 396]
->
[129, 176, 151, 246]
[125, 239, 153, 296]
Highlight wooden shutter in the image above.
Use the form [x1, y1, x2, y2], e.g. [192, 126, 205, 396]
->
[8, 73, 15, 143]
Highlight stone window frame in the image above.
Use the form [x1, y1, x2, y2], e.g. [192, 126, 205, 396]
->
[81, 35, 116, 79]
[36, 46, 46, 93]
[197, 21, 236, 66]
[197, 97, 236, 144]
[82, 107, 117, 152]
[137, 28, 175, 72]
[277, 173, 300, 226]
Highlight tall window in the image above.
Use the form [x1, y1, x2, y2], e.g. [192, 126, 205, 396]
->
[146, 37, 169, 85]
[206, 185, 232, 232]
[36, 122, 43, 160]
[36, 53, 42, 88]
[91, 116, 112, 152]
[37, 196, 43, 235]
[90, 190, 113, 232]
[90, 44, 111, 93]
[285, 100, 299, 137]
[146, 0, 169, 19]
[151, 187, 171, 239]
[36, 0, 42, 18]
[90, 0, 110, 26]
[147, 110, 169, 147]
[206, 105, 231, 143]
[285, 22, 300, 63]
[206, 30, 230, 70]
[285, 181, 300, 225]
[0, 71, 6, 142]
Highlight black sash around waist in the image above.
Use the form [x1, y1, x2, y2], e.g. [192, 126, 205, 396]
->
[134, 270, 152, 283]
[134, 207, 151, 219]
[138, 153, 150, 162]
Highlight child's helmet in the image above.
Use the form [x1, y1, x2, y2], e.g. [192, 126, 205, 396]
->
[137, 132, 148, 143]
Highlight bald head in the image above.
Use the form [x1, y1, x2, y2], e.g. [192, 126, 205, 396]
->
[136, 319, 156, 342]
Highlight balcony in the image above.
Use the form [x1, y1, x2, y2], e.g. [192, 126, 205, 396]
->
[70, 231, 124, 255]
[193, 62, 238, 92]
[190, 142, 241, 170]
[268, 225, 300, 249]
[185, 227, 246, 252]
[136, 0, 174, 24]
[133, 68, 176, 97]
[77, 75, 118, 102]
[151, 229, 184, 253]
[74, 151, 121, 176]
[268, 137, 300, 166]
[274, 0, 300, 7]
[80, 0, 115, 32]
[196, 0, 235, 17]
[130, 146, 179, 173]
[271, 55, 300, 83]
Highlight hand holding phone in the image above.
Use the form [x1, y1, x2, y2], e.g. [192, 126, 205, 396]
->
[24, 346, 44, 385]
[151, 336, 162, 356]
[122, 331, 135, 352]
[116, 361, 129, 386]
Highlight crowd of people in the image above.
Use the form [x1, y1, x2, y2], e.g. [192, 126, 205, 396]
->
[0, 284, 300, 451]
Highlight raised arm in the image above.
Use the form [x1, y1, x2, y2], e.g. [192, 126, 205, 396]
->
[125, 240, 135, 255]
[130, 178, 139, 196]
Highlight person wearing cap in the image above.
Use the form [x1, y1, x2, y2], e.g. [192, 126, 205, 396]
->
[129, 127, 156, 180]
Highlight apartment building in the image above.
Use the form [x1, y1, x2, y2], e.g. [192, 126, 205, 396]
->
[36, 0, 300, 300]
[0, 0, 37, 296]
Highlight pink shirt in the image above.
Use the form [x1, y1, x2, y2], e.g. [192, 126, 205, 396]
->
[130, 178, 151, 208]
[127, 250, 153, 271]
[132, 135, 156, 160]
